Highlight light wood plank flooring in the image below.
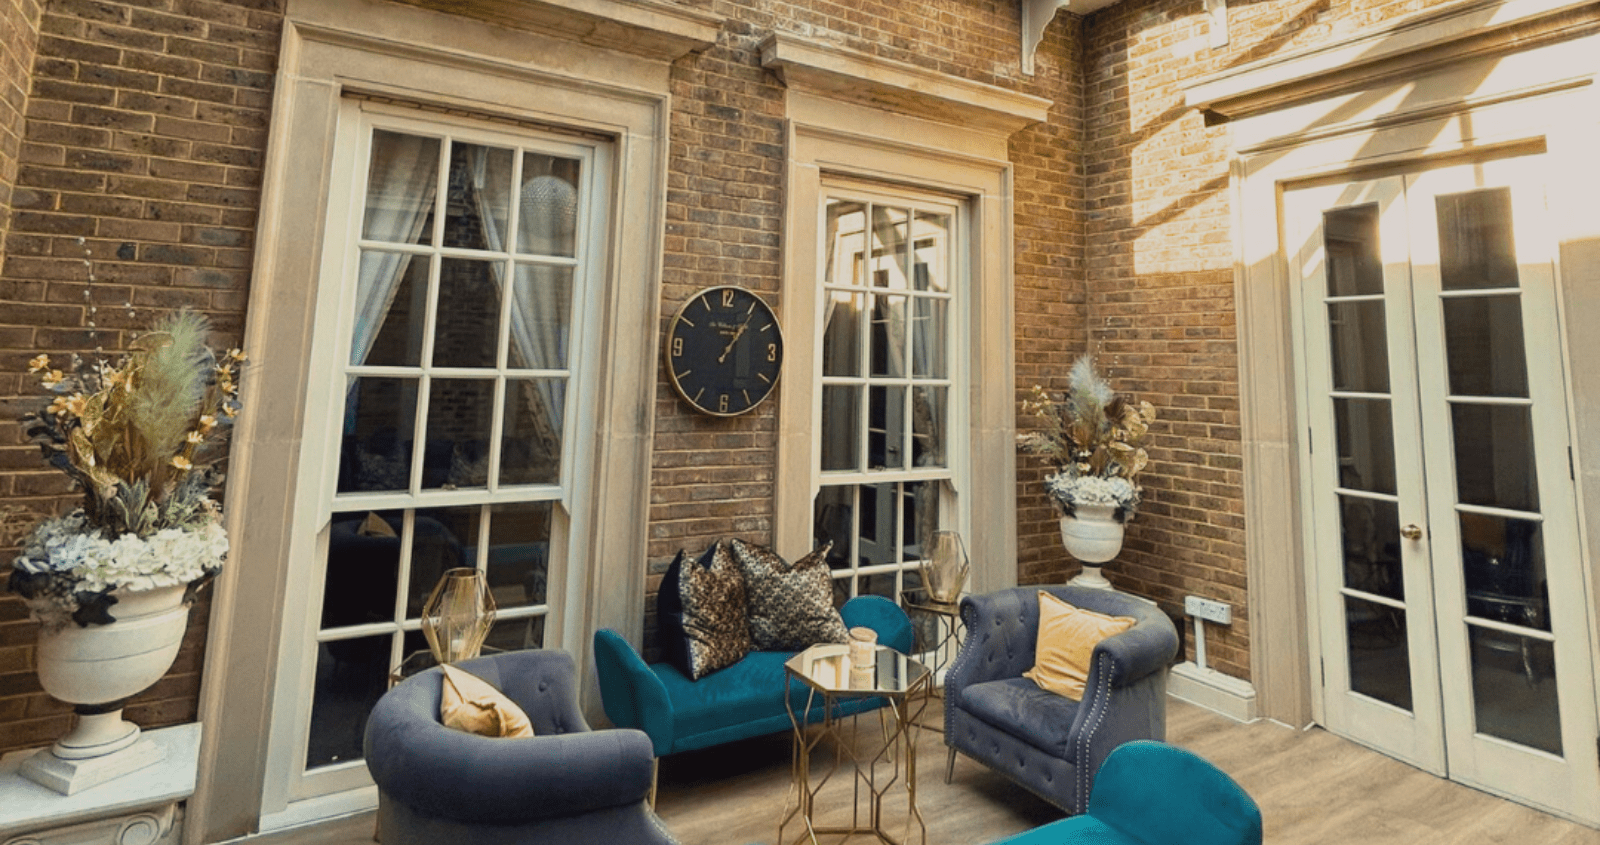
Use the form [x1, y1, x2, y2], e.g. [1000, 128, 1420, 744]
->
[249, 698, 1600, 845]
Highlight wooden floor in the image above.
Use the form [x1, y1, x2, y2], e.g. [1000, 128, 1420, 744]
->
[253, 698, 1600, 845]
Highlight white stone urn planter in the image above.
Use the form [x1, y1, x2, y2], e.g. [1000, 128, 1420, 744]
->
[23, 584, 191, 793]
[1060, 504, 1125, 590]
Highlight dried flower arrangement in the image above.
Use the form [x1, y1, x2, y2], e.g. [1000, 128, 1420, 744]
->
[1017, 355, 1156, 522]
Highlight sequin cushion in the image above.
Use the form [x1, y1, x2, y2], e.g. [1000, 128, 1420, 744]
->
[680, 539, 753, 679]
[731, 538, 849, 652]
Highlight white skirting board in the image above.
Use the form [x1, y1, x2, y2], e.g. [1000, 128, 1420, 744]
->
[1168, 661, 1258, 723]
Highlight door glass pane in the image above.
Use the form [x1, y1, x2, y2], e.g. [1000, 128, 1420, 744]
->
[442, 142, 513, 250]
[1345, 595, 1412, 712]
[1437, 188, 1518, 291]
[517, 153, 580, 258]
[869, 385, 906, 470]
[1443, 295, 1527, 398]
[487, 502, 552, 609]
[1333, 397, 1397, 495]
[1327, 301, 1389, 393]
[509, 264, 573, 371]
[1451, 404, 1539, 511]
[424, 379, 494, 490]
[338, 377, 419, 494]
[1468, 626, 1561, 755]
[820, 385, 860, 471]
[408, 507, 478, 617]
[870, 294, 907, 377]
[433, 259, 502, 368]
[352, 251, 427, 367]
[362, 130, 439, 245]
[1461, 514, 1548, 633]
[1340, 495, 1403, 601]
[307, 634, 391, 769]
[822, 290, 864, 377]
[501, 379, 564, 486]
[1323, 204, 1383, 297]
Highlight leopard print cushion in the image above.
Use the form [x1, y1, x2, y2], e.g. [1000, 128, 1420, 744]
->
[679, 539, 752, 679]
[731, 538, 848, 652]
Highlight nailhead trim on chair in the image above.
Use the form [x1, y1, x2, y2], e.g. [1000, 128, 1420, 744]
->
[1073, 651, 1115, 813]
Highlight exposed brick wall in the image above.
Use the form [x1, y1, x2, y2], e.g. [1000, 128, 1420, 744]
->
[0, 0, 282, 757]
[0, 0, 43, 271]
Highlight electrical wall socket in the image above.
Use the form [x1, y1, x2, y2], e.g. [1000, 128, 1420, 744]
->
[1185, 595, 1232, 625]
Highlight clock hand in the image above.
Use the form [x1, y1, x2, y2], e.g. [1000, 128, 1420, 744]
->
[718, 314, 754, 363]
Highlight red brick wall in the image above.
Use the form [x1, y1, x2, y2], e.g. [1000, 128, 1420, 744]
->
[0, 0, 282, 756]
[0, 0, 43, 270]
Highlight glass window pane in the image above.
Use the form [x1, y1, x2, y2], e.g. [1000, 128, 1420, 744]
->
[322, 511, 403, 628]
[1345, 595, 1412, 712]
[501, 379, 565, 486]
[1327, 301, 1389, 393]
[869, 385, 906, 470]
[510, 264, 573, 371]
[307, 634, 391, 769]
[1443, 295, 1528, 398]
[1340, 496, 1403, 601]
[861, 571, 898, 601]
[821, 385, 861, 471]
[518, 153, 580, 258]
[487, 501, 552, 610]
[912, 297, 947, 379]
[1461, 513, 1548, 632]
[911, 386, 946, 469]
[485, 614, 545, 652]
[822, 290, 864, 377]
[1333, 397, 1397, 495]
[433, 259, 502, 369]
[870, 206, 908, 289]
[825, 200, 866, 286]
[1469, 627, 1561, 755]
[352, 251, 427, 367]
[338, 377, 419, 494]
[870, 294, 907, 378]
[1451, 404, 1539, 512]
[858, 482, 897, 567]
[1438, 188, 1518, 291]
[813, 485, 854, 572]
[407, 507, 479, 617]
[424, 379, 494, 490]
[1323, 204, 1383, 297]
[902, 480, 936, 560]
[912, 211, 949, 293]
[442, 142, 513, 251]
[362, 129, 439, 245]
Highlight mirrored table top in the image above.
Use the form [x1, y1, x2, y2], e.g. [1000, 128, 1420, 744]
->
[785, 643, 930, 697]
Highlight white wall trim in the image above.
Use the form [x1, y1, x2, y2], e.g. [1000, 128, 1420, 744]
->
[1169, 661, 1259, 724]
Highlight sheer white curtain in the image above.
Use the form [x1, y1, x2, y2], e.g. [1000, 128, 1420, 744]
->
[351, 133, 438, 367]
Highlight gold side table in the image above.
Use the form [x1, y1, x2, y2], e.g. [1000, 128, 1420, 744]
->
[780, 644, 930, 845]
[900, 589, 962, 732]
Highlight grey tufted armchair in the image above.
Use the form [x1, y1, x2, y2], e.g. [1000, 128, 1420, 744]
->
[365, 649, 678, 845]
[944, 585, 1179, 815]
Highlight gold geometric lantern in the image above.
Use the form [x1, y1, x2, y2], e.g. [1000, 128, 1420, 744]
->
[421, 568, 497, 664]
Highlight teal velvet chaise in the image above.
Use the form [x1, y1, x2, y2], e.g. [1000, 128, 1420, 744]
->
[593, 595, 914, 756]
[988, 741, 1262, 845]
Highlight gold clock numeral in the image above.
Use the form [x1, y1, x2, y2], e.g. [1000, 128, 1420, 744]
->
[767, 343, 777, 362]
[718, 393, 730, 413]
[672, 337, 683, 357]
[722, 289, 735, 308]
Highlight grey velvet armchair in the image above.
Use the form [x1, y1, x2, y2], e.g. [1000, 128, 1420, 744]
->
[364, 650, 677, 845]
[944, 585, 1179, 815]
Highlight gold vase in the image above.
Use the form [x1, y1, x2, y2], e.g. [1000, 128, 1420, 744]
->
[421, 568, 497, 664]
[921, 530, 969, 603]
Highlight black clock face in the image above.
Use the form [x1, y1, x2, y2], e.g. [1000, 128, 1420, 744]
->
[666, 286, 784, 416]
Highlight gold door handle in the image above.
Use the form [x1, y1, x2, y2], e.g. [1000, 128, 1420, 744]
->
[1401, 524, 1424, 541]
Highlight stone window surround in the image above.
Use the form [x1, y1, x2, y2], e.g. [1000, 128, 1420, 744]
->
[1183, 0, 1600, 727]
[188, 0, 717, 841]
[762, 33, 1051, 598]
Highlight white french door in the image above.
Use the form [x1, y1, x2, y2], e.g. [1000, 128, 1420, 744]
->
[1288, 155, 1600, 824]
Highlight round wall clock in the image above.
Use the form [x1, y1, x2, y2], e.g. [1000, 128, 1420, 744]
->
[666, 285, 784, 416]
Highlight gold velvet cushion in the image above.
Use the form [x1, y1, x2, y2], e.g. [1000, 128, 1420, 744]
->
[439, 664, 535, 738]
[1023, 591, 1137, 701]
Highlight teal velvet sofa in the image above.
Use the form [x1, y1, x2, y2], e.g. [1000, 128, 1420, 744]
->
[593, 595, 914, 756]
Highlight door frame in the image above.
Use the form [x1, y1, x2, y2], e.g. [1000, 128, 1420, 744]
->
[1182, 0, 1600, 823]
